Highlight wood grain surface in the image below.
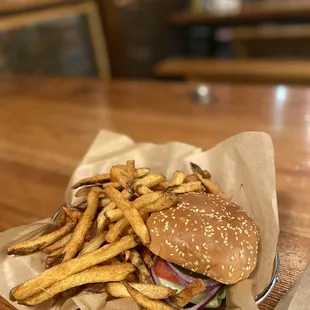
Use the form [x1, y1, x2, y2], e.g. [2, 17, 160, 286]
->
[170, 0, 310, 26]
[1, 77, 310, 309]
[154, 58, 310, 84]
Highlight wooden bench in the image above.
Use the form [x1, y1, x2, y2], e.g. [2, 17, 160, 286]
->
[154, 58, 310, 84]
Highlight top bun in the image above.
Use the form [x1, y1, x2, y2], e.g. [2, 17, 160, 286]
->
[146, 192, 259, 285]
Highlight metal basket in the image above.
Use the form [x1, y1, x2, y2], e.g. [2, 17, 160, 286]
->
[52, 206, 279, 304]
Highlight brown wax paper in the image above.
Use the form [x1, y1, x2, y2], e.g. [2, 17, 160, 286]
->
[0, 130, 279, 310]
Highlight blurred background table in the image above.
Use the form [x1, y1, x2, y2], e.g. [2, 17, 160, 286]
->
[0, 76, 310, 309]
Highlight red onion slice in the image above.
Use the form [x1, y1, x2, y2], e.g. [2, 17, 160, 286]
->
[182, 286, 223, 310]
[165, 261, 221, 290]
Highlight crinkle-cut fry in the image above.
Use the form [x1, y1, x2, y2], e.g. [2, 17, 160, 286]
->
[105, 187, 150, 245]
[141, 247, 154, 269]
[123, 282, 176, 310]
[111, 165, 134, 188]
[136, 185, 153, 195]
[105, 192, 163, 222]
[170, 170, 185, 185]
[61, 191, 99, 263]
[142, 194, 176, 214]
[170, 181, 202, 194]
[129, 250, 154, 284]
[72, 174, 110, 189]
[7, 221, 77, 256]
[21, 264, 135, 306]
[74, 186, 105, 198]
[42, 233, 72, 254]
[184, 174, 199, 183]
[134, 168, 150, 178]
[10, 235, 138, 302]
[132, 174, 165, 190]
[79, 231, 107, 256]
[107, 282, 177, 299]
[195, 174, 227, 198]
[170, 279, 205, 308]
[105, 217, 129, 243]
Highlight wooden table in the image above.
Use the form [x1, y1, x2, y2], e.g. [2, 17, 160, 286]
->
[1, 77, 310, 309]
[170, 0, 310, 26]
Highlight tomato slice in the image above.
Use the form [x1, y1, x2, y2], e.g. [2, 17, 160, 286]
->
[153, 257, 180, 284]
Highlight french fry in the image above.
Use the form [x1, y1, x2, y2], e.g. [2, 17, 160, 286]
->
[60, 191, 99, 262]
[105, 187, 150, 245]
[84, 283, 106, 294]
[170, 279, 205, 308]
[84, 221, 97, 242]
[111, 165, 134, 188]
[142, 194, 176, 214]
[105, 217, 129, 243]
[123, 282, 175, 310]
[42, 233, 72, 254]
[107, 282, 176, 299]
[129, 250, 154, 284]
[122, 226, 134, 236]
[134, 168, 150, 178]
[106, 256, 122, 265]
[54, 208, 67, 227]
[97, 200, 117, 233]
[63, 207, 83, 222]
[10, 235, 138, 301]
[79, 231, 107, 256]
[155, 180, 171, 190]
[122, 250, 131, 262]
[126, 160, 136, 181]
[48, 247, 64, 257]
[132, 174, 165, 190]
[7, 221, 77, 256]
[122, 188, 134, 200]
[171, 170, 185, 185]
[21, 264, 135, 306]
[75, 186, 105, 198]
[195, 174, 227, 198]
[170, 181, 202, 194]
[101, 182, 122, 190]
[141, 247, 154, 269]
[45, 249, 64, 269]
[105, 192, 163, 222]
[136, 185, 153, 195]
[190, 162, 211, 179]
[72, 174, 110, 189]
[100, 197, 111, 207]
[184, 174, 199, 183]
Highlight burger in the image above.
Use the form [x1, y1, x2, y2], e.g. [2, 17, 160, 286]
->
[146, 192, 259, 309]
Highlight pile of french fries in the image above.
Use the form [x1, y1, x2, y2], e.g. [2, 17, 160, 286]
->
[7, 161, 224, 309]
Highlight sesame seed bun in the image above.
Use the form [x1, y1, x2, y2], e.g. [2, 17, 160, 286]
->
[146, 192, 259, 285]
